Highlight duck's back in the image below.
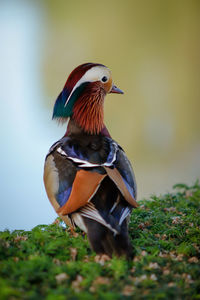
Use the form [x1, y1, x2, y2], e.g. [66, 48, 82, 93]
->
[44, 131, 137, 258]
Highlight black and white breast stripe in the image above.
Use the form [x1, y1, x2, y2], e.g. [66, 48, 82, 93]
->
[56, 142, 118, 168]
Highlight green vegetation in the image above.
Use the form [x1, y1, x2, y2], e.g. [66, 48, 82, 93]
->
[0, 182, 200, 299]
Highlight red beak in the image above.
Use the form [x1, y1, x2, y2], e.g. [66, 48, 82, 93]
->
[110, 85, 124, 94]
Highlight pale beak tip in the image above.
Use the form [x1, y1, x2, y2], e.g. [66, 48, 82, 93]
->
[110, 85, 124, 94]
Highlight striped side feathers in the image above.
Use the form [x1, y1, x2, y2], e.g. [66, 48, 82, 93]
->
[47, 136, 138, 215]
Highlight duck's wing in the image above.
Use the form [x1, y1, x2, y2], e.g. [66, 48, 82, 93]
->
[106, 144, 137, 206]
[44, 138, 105, 217]
[44, 136, 138, 218]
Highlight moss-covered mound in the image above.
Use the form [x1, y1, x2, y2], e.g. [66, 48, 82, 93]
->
[0, 182, 200, 299]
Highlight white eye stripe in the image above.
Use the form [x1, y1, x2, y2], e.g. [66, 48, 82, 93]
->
[64, 66, 111, 107]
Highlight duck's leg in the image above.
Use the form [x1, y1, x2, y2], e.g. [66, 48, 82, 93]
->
[113, 221, 134, 259]
[83, 217, 133, 259]
[83, 218, 113, 256]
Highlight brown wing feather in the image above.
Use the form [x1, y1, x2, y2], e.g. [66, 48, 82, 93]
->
[105, 167, 138, 208]
[57, 170, 106, 215]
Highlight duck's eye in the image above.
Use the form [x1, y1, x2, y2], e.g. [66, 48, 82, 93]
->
[101, 76, 108, 82]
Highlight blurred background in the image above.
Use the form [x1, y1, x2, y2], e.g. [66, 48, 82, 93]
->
[0, 0, 199, 230]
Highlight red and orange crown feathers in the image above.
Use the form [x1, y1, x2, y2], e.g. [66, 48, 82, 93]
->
[52, 63, 123, 134]
[52, 63, 105, 121]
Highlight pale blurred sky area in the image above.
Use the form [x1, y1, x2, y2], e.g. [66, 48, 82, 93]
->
[0, 0, 200, 231]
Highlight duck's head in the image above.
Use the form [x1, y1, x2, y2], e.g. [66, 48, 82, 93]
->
[52, 63, 123, 134]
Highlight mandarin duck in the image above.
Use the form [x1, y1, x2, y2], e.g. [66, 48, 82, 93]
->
[44, 63, 138, 258]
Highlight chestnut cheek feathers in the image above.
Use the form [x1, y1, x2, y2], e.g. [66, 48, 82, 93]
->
[103, 77, 113, 94]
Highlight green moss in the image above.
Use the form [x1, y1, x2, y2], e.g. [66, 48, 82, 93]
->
[0, 181, 200, 299]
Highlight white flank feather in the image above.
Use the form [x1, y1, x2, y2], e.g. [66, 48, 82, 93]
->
[79, 203, 118, 235]
[119, 207, 131, 226]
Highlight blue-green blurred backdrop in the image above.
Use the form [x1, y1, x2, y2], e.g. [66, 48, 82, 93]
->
[1, 0, 199, 230]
